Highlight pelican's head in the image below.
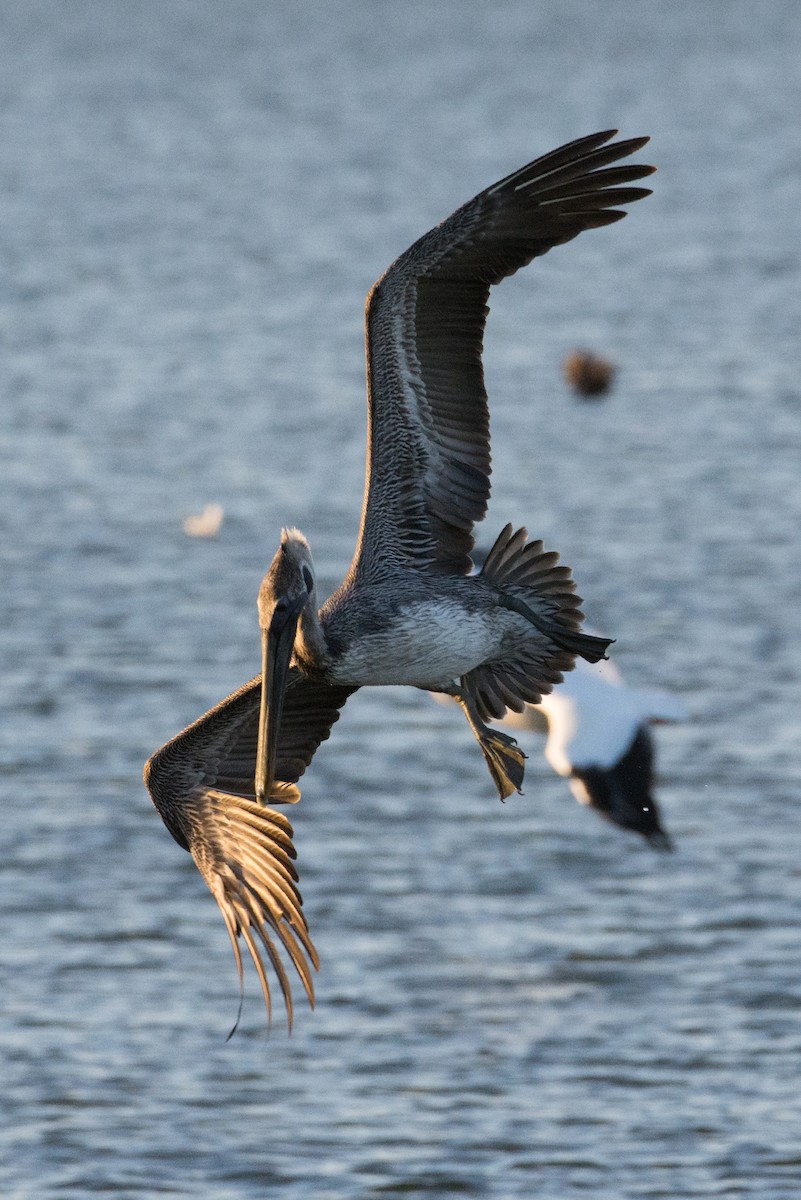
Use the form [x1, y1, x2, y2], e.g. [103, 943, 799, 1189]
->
[255, 529, 316, 804]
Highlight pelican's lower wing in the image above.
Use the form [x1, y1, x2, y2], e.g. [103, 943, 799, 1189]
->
[145, 668, 357, 815]
[182, 789, 318, 1028]
[143, 670, 357, 1028]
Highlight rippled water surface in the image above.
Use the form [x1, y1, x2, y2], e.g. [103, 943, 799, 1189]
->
[2, 2, 801, 1196]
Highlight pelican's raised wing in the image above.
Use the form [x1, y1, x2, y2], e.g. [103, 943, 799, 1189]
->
[352, 130, 654, 580]
[144, 670, 356, 1028]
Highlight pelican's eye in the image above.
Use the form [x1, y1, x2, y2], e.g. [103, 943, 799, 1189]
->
[269, 597, 291, 633]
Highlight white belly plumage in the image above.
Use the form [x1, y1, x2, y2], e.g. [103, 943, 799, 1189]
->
[331, 600, 499, 690]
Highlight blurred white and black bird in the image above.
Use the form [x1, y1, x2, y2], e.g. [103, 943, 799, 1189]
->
[498, 651, 687, 850]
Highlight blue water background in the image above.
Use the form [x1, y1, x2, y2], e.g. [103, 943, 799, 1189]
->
[1, 1, 800, 1196]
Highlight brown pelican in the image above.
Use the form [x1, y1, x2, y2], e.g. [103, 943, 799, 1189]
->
[144, 130, 655, 1027]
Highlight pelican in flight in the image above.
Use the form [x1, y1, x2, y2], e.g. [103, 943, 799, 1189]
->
[144, 131, 655, 1027]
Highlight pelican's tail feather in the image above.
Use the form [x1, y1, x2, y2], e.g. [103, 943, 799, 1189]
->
[468, 524, 614, 724]
[530, 619, 613, 665]
[480, 522, 582, 622]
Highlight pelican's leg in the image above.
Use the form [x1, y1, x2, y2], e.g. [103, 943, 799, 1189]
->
[451, 689, 526, 801]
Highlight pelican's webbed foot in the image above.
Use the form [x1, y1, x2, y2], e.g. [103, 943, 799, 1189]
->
[452, 689, 526, 801]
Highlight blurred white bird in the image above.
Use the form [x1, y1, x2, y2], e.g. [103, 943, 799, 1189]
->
[497, 651, 687, 849]
[182, 503, 225, 538]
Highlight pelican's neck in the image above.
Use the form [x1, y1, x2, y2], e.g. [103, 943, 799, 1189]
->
[293, 597, 330, 677]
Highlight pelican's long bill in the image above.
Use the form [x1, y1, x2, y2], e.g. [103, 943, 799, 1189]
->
[255, 595, 305, 803]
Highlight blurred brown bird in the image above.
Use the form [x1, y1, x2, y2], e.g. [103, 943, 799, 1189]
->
[563, 349, 616, 397]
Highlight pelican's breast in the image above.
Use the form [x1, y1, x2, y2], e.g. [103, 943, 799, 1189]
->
[330, 599, 497, 690]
